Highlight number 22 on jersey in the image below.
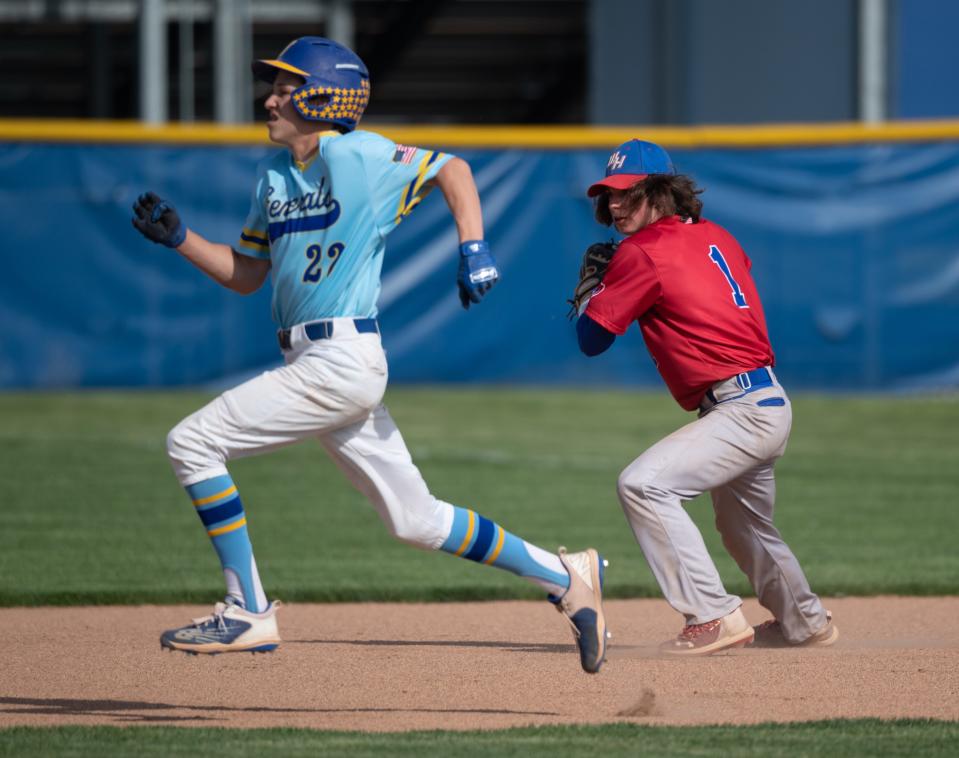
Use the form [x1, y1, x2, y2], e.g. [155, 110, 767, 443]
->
[708, 245, 748, 309]
[303, 242, 345, 283]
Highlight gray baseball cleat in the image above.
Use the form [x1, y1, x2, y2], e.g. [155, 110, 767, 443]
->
[751, 610, 839, 648]
[551, 547, 609, 673]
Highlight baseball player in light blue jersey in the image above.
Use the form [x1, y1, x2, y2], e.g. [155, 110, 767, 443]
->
[131, 37, 608, 673]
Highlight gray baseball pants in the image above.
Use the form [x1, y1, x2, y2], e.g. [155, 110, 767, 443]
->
[616, 369, 828, 643]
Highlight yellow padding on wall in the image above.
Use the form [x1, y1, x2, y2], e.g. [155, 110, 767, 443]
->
[5, 118, 959, 148]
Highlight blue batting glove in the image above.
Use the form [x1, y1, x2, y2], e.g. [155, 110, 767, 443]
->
[131, 191, 187, 248]
[457, 240, 499, 309]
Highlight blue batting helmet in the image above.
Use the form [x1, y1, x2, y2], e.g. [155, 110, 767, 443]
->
[252, 36, 370, 132]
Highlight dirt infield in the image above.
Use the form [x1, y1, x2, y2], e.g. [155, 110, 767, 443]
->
[2, 597, 957, 731]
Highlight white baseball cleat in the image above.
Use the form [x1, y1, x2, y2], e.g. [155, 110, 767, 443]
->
[160, 598, 282, 655]
[551, 547, 609, 673]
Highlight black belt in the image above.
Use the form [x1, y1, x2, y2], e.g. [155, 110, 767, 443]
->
[277, 318, 379, 351]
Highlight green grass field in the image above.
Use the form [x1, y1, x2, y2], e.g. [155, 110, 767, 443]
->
[2, 388, 957, 755]
[1, 720, 958, 757]
[0, 388, 957, 605]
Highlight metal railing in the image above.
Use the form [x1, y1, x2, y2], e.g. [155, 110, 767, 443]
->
[0, 0, 353, 123]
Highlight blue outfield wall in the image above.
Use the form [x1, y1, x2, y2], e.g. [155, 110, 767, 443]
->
[1, 137, 958, 391]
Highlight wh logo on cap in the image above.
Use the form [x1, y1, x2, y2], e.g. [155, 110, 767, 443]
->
[607, 152, 626, 171]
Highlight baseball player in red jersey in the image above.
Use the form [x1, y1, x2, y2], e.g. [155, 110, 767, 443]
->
[574, 139, 838, 654]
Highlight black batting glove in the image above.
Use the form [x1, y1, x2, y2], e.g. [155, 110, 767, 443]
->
[132, 192, 187, 248]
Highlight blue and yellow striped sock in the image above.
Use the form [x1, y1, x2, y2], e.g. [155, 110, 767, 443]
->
[185, 474, 266, 613]
[440, 506, 570, 596]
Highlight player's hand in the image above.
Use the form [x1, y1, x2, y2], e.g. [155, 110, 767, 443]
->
[457, 240, 499, 309]
[132, 191, 187, 248]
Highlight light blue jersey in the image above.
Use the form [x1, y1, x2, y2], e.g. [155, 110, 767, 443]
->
[235, 130, 452, 328]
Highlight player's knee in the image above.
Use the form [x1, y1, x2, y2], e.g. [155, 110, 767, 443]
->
[384, 499, 447, 549]
[389, 518, 442, 549]
[617, 467, 648, 504]
[617, 467, 661, 516]
[165, 422, 188, 464]
[166, 418, 216, 474]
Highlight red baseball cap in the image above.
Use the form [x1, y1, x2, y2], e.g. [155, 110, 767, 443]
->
[587, 139, 676, 197]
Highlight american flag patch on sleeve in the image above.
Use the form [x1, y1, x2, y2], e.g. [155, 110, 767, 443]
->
[392, 145, 417, 164]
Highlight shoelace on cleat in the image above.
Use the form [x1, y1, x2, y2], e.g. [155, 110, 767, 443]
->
[679, 619, 720, 640]
[190, 602, 231, 631]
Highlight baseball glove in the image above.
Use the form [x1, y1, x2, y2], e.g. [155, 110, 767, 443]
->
[567, 240, 617, 319]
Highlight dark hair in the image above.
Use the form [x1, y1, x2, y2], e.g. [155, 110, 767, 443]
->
[594, 174, 704, 226]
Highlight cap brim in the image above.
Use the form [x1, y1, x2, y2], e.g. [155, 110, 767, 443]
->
[252, 59, 311, 83]
[586, 173, 650, 197]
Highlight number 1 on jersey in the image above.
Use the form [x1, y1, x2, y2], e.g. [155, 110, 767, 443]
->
[708, 245, 748, 309]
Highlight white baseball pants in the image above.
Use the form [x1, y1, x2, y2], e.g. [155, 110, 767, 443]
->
[616, 370, 828, 642]
[166, 319, 454, 550]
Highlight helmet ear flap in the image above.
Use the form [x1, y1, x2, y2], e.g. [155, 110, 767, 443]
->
[291, 84, 332, 121]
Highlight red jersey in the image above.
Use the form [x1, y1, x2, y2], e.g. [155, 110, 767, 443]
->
[585, 215, 774, 411]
